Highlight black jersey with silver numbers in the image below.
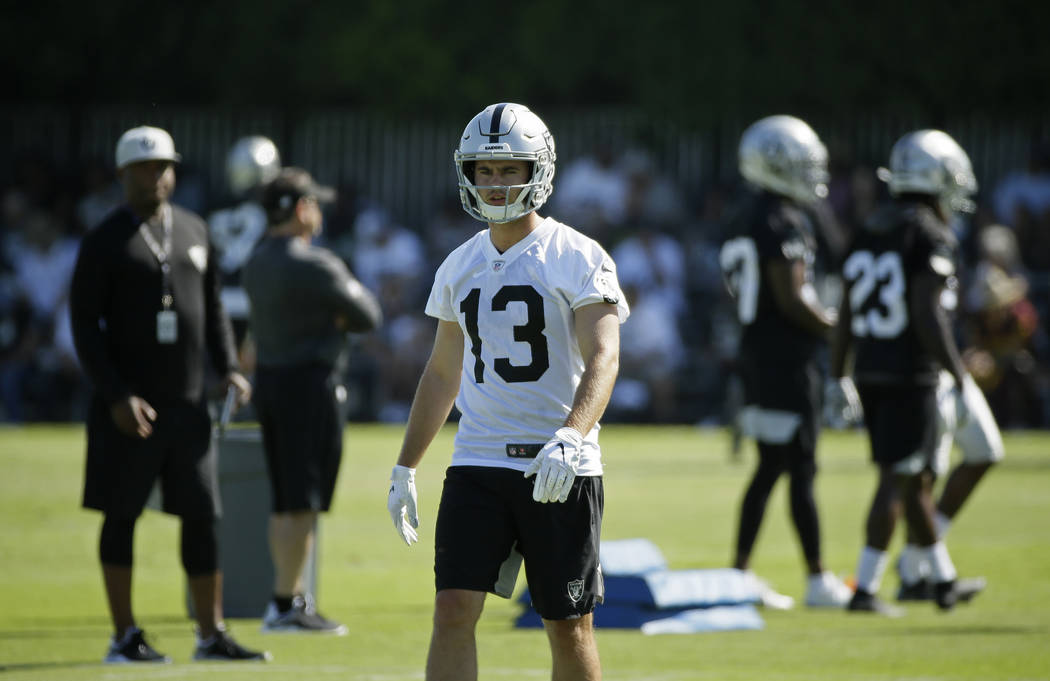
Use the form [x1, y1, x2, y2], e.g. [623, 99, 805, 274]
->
[720, 189, 824, 362]
[843, 200, 957, 386]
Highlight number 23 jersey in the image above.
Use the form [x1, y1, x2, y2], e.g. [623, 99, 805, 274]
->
[844, 201, 957, 386]
[426, 217, 629, 474]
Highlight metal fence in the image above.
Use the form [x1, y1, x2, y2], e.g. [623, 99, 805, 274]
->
[4, 106, 1049, 229]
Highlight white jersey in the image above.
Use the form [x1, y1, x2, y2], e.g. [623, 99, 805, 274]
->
[207, 200, 268, 321]
[208, 201, 268, 275]
[426, 217, 629, 474]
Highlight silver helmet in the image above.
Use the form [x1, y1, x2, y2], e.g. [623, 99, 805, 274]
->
[226, 136, 281, 198]
[738, 115, 829, 204]
[877, 129, 977, 214]
[454, 103, 556, 223]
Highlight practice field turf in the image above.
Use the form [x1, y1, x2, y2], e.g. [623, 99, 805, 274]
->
[1, 424, 1048, 680]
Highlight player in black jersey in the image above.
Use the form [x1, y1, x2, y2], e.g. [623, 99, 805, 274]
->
[830, 129, 984, 614]
[719, 116, 853, 609]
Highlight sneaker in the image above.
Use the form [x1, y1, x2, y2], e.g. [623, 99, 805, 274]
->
[898, 576, 985, 603]
[955, 576, 987, 603]
[193, 629, 271, 662]
[745, 571, 795, 610]
[805, 571, 853, 608]
[847, 589, 904, 617]
[103, 627, 171, 664]
[897, 578, 934, 601]
[261, 596, 348, 635]
[934, 580, 958, 611]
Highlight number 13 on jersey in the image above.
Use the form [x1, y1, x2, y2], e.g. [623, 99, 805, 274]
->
[460, 285, 550, 383]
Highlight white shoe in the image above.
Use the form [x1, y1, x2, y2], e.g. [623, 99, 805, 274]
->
[745, 571, 795, 610]
[805, 571, 853, 608]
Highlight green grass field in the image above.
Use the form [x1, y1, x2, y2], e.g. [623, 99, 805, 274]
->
[1, 424, 1048, 680]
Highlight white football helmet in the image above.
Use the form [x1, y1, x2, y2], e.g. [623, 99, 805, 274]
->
[226, 135, 281, 198]
[738, 115, 829, 204]
[454, 103, 556, 223]
[877, 129, 977, 214]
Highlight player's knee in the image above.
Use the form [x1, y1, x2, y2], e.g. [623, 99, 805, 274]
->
[432, 589, 484, 632]
[99, 514, 137, 566]
[543, 613, 594, 640]
[788, 459, 816, 484]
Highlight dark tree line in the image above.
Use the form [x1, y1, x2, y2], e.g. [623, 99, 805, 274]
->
[4, 0, 1049, 125]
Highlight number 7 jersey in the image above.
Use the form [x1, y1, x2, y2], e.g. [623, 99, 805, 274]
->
[426, 217, 629, 474]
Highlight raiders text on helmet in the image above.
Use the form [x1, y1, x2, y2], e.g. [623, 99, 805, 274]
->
[876, 129, 978, 214]
[226, 136, 282, 198]
[738, 115, 829, 205]
[454, 103, 556, 224]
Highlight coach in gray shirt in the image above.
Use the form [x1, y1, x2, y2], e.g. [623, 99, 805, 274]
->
[242, 167, 381, 634]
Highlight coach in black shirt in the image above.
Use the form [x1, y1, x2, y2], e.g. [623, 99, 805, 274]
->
[242, 167, 381, 634]
[70, 125, 268, 663]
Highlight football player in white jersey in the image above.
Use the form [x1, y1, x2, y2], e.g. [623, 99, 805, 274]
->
[207, 136, 282, 347]
[387, 103, 628, 681]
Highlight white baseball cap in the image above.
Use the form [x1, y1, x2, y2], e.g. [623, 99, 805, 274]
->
[115, 125, 182, 169]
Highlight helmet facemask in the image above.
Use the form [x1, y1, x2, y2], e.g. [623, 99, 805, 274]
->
[454, 103, 556, 224]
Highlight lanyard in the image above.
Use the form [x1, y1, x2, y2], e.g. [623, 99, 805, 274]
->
[138, 204, 174, 309]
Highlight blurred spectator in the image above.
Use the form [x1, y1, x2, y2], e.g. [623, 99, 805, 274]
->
[549, 144, 629, 240]
[341, 207, 429, 420]
[347, 207, 427, 297]
[321, 181, 383, 264]
[619, 148, 688, 229]
[424, 196, 481, 267]
[610, 283, 686, 422]
[962, 224, 1044, 427]
[991, 140, 1050, 271]
[610, 226, 687, 316]
[76, 158, 123, 231]
[1, 208, 82, 421]
[362, 275, 435, 422]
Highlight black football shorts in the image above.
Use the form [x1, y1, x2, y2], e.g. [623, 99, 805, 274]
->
[254, 364, 344, 513]
[434, 465, 604, 620]
[82, 397, 219, 519]
[857, 382, 939, 473]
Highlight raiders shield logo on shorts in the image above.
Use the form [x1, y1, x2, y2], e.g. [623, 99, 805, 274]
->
[567, 579, 585, 603]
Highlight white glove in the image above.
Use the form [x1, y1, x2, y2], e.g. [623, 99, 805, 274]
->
[387, 465, 418, 546]
[824, 377, 863, 428]
[523, 427, 584, 504]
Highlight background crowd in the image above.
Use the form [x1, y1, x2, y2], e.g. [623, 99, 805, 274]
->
[2, 131, 1048, 429]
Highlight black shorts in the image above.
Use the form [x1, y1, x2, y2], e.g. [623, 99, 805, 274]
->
[434, 466, 604, 621]
[857, 382, 939, 471]
[82, 397, 219, 519]
[254, 364, 344, 513]
[739, 354, 821, 453]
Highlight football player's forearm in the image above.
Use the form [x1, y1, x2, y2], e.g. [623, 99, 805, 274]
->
[829, 302, 853, 378]
[564, 348, 619, 437]
[397, 367, 459, 468]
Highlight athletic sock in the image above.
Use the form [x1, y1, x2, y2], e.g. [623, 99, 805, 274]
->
[924, 541, 958, 583]
[274, 594, 294, 613]
[855, 546, 889, 594]
[898, 544, 926, 585]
